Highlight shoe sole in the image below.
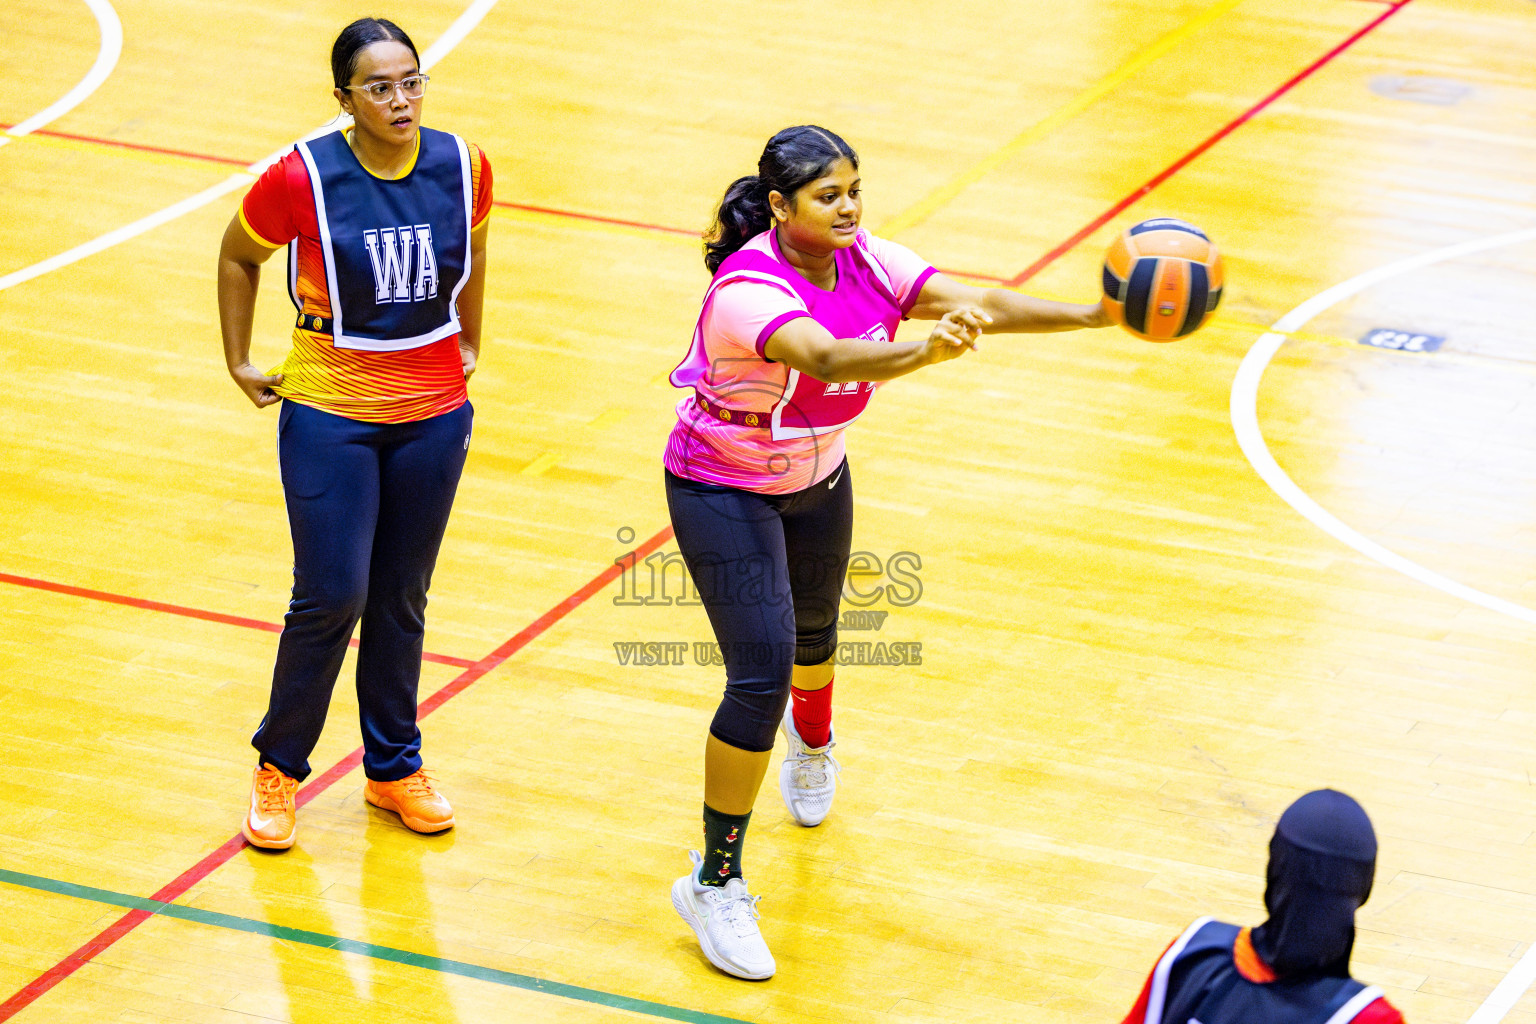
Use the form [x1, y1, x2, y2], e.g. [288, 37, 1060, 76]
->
[670, 876, 775, 981]
[364, 790, 454, 833]
[241, 822, 295, 850]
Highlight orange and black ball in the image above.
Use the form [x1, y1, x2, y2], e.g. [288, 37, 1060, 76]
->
[1102, 218, 1223, 341]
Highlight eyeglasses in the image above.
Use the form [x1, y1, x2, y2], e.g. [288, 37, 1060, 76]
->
[344, 74, 429, 103]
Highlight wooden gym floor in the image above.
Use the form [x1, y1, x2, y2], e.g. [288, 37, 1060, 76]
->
[2, 0, 1534, 1021]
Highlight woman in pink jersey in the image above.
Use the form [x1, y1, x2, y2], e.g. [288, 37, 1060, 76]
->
[667, 125, 1110, 979]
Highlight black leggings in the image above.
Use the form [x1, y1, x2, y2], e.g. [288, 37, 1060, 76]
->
[664, 461, 853, 752]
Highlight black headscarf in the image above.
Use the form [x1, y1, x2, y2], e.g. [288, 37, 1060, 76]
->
[1250, 789, 1377, 979]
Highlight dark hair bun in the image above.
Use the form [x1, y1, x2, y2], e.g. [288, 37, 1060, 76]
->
[332, 18, 420, 90]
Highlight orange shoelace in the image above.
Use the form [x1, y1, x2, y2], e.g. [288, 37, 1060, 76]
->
[254, 768, 298, 814]
[401, 769, 437, 797]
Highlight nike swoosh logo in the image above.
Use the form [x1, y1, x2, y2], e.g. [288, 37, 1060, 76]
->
[827, 467, 844, 490]
[249, 813, 275, 831]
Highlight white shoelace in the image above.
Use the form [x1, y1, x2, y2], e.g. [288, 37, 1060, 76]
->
[711, 888, 763, 936]
[788, 750, 840, 788]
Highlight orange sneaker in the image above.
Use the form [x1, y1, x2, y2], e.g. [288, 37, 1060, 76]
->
[364, 769, 454, 833]
[243, 763, 298, 850]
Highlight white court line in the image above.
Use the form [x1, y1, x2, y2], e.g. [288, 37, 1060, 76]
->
[1230, 224, 1536, 629]
[0, 0, 501, 294]
[7, 0, 123, 138]
[418, 0, 501, 70]
[1468, 945, 1536, 1024]
[0, 174, 254, 292]
[1231, 225, 1536, 1024]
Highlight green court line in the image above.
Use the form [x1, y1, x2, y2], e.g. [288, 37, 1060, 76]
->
[0, 868, 756, 1023]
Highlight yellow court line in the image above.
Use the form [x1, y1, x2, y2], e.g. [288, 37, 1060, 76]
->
[520, 451, 560, 475]
[587, 409, 629, 429]
[877, 0, 1247, 237]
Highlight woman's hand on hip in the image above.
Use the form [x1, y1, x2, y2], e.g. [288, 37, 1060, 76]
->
[459, 342, 477, 380]
[229, 362, 284, 408]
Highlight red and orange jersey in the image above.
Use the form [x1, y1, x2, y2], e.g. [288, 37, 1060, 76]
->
[1118, 925, 1405, 1024]
[239, 134, 493, 424]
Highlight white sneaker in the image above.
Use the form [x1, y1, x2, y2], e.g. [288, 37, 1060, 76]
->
[778, 706, 840, 827]
[670, 850, 775, 980]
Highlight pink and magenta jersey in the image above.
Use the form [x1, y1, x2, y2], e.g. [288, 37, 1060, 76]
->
[664, 229, 936, 494]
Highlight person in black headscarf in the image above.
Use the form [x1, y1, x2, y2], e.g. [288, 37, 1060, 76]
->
[1119, 789, 1404, 1024]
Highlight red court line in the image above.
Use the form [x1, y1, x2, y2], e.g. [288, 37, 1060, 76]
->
[490, 202, 1008, 282]
[0, 124, 702, 242]
[2, 121, 1016, 282]
[0, 6, 1412, 1010]
[1008, 0, 1414, 285]
[7, 908, 156, 1011]
[0, 122, 253, 168]
[4, 0, 1410, 295]
[936, 266, 1011, 285]
[0, 525, 675, 1021]
[488, 202, 1011, 283]
[0, 572, 475, 669]
[491, 201, 1005, 284]
[495, 200, 697, 237]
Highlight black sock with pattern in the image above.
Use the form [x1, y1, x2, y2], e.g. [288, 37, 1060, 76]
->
[698, 804, 750, 887]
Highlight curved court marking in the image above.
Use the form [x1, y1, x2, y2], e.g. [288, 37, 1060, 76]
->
[1236, 219, 1535, 1024]
[0, 0, 500, 294]
[1234, 224, 1536, 1024]
[0, 0, 1409, 296]
[0, 172, 254, 291]
[1234, 231, 1536, 1024]
[3, 0, 122, 142]
[1231, 224, 1536, 629]
[0, 9, 510, 1020]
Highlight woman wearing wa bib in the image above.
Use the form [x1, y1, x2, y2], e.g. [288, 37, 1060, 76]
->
[666, 125, 1110, 979]
[1120, 791, 1403, 1024]
[216, 18, 492, 851]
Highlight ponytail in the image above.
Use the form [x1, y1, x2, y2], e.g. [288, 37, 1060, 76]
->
[704, 175, 772, 275]
[703, 125, 859, 275]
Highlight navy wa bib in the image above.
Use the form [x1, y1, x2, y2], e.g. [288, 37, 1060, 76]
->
[294, 126, 473, 351]
[1143, 919, 1382, 1024]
